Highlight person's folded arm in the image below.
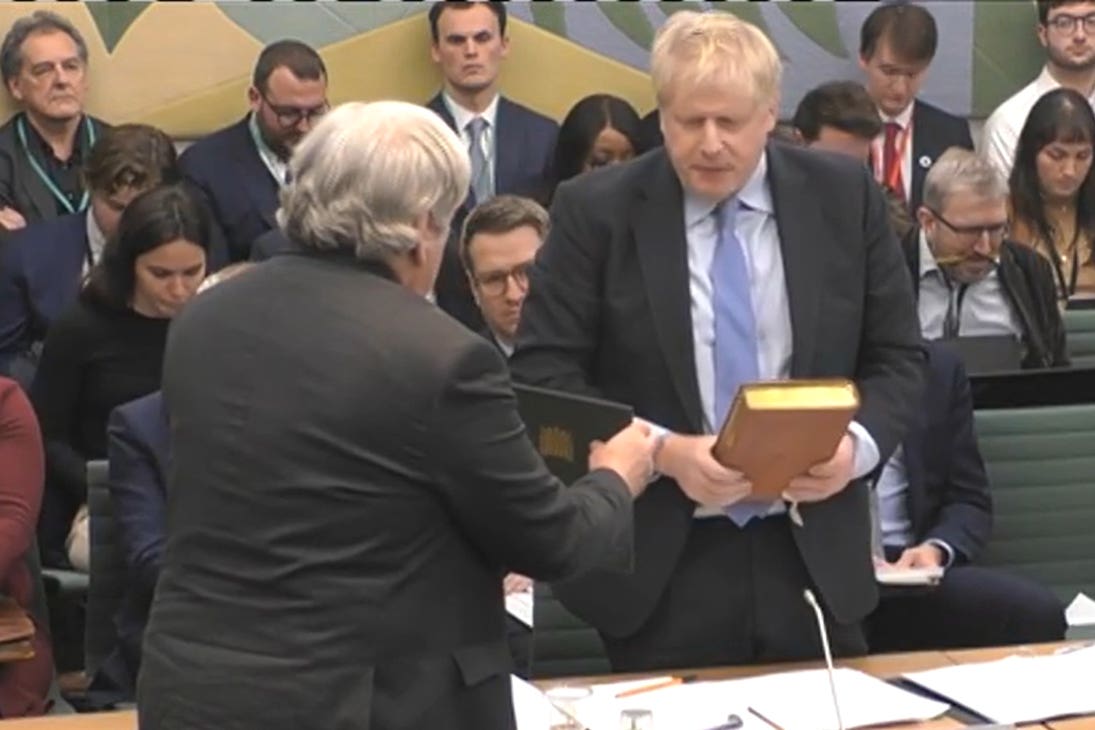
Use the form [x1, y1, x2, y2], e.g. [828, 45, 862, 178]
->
[0, 382, 44, 579]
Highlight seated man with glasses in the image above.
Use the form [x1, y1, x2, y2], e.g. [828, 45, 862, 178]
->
[982, 0, 1095, 181]
[901, 147, 1067, 369]
[179, 40, 328, 263]
[460, 194, 547, 358]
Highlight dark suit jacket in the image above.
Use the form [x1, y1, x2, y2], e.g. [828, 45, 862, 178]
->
[0, 114, 109, 234]
[178, 116, 278, 265]
[426, 94, 558, 330]
[0, 212, 87, 384]
[902, 343, 991, 563]
[136, 252, 632, 730]
[908, 100, 974, 213]
[900, 226, 1068, 369]
[90, 390, 169, 702]
[248, 228, 294, 261]
[510, 144, 926, 636]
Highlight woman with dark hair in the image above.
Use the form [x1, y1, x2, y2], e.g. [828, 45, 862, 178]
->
[547, 94, 642, 202]
[1008, 88, 1095, 301]
[31, 185, 210, 569]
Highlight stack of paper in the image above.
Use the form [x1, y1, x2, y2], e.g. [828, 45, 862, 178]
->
[1066, 593, 1095, 626]
[739, 668, 949, 730]
[506, 587, 534, 628]
[564, 668, 948, 730]
[511, 675, 555, 730]
[904, 645, 1095, 724]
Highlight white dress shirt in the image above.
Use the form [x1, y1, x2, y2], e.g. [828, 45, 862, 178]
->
[871, 101, 915, 205]
[873, 443, 956, 567]
[83, 208, 106, 276]
[443, 92, 499, 197]
[981, 65, 1095, 182]
[683, 152, 880, 517]
[249, 112, 289, 187]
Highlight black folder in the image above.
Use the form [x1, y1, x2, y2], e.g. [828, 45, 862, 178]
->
[513, 384, 634, 484]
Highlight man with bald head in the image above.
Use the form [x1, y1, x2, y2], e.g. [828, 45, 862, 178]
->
[512, 11, 924, 671]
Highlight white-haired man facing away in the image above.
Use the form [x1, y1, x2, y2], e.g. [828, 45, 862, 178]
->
[136, 101, 656, 730]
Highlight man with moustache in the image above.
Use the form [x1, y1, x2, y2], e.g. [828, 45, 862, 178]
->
[0, 11, 109, 234]
[901, 148, 1067, 369]
[983, 0, 1095, 180]
[511, 11, 925, 671]
[180, 40, 328, 263]
[425, 0, 558, 329]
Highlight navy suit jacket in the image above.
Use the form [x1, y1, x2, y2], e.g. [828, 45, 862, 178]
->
[96, 390, 169, 700]
[908, 100, 974, 213]
[0, 212, 87, 384]
[179, 116, 278, 265]
[426, 93, 558, 330]
[902, 342, 992, 563]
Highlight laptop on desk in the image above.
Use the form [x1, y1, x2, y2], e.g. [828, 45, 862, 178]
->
[936, 335, 1023, 376]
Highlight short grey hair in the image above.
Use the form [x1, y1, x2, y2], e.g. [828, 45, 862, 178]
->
[922, 147, 1008, 212]
[1, 11, 89, 86]
[278, 101, 470, 262]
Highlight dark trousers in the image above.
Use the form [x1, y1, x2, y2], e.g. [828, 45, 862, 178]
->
[867, 546, 1067, 652]
[602, 515, 868, 672]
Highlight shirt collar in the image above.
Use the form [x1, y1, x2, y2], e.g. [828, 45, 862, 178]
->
[443, 92, 500, 134]
[248, 112, 287, 163]
[683, 150, 774, 228]
[918, 227, 940, 279]
[23, 112, 89, 164]
[880, 101, 915, 129]
[1037, 64, 1095, 103]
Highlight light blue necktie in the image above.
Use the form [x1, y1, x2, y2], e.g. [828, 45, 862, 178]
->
[466, 117, 492, 205]
[712, 199, 768, 526]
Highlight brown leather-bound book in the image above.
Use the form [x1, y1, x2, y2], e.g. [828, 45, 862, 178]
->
[711, 379, 859, 500]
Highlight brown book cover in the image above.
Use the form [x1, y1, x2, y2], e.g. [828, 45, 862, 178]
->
[711, 379, 860, 500]
[0, 596, 34, 646]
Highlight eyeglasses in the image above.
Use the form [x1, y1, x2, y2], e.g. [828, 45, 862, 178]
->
[474, 263, 531, 297]
[927, 208, 1009, 243]
[1046, 12, 1095, 34]
[260, 91, 329, 128]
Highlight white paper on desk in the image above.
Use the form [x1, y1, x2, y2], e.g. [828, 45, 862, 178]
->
[571, 679, 762, 730]
[740, 667, 949, 730]
[904, 645, 1095, 724]
[1066, 592, 1095, 626]
[506, 588, 534, 628]
[874, 564, 944, 586]
[511, 675, 554, 730]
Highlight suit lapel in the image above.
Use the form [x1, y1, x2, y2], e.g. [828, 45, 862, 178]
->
[910, 101, 932, 211]
[233, 118, 280, 229]
[766, 144, 823, 376]
[13, 115, 60, 220]
[427, 93, 457, 133]
[493, 97, 521, 195]
[633, 153, 704, 433]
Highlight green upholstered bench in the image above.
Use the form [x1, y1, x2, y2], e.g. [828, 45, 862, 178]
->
[531, 583, 610, 678]
[973, 403, 1095, 605]
[1063, 309, 1095, 368]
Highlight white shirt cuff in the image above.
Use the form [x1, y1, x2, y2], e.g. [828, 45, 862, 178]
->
[925, 538, 956, 568]
[847, 420, 880, 479]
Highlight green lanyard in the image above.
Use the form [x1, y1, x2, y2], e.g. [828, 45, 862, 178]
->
[16, 114, 96, 215]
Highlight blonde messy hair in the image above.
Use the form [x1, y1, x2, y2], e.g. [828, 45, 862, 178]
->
[651, 11, 782, 107]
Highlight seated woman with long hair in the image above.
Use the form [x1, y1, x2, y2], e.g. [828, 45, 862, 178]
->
[31, 185, 211, 570]
[1008, 88, 1095, 301]
[545, 94, 643, 204]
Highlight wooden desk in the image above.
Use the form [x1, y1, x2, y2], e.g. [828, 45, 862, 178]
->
[0, 711, 135, 729]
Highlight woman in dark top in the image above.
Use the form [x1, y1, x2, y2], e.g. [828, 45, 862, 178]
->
[1008, 88, 1095, 301]
[32, 185, 211, 569]
[543, 94, 642, 204]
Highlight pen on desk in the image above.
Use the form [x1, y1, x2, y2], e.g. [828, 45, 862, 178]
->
[701, 714, 744, 730]
[614, 675, 697, 698]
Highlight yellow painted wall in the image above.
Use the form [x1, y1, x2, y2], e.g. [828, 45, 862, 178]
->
[0, 4, 655, 139]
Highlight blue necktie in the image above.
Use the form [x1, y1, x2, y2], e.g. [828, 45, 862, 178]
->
[712, 199, 768, 526]
[466, 117, 491, 205]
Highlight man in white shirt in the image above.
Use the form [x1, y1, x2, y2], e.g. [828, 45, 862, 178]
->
[858, 2, 974, 213]
[982, 0, 1095, 181]
[425, 1, 558, 331]
[900, 148, 1067, 369]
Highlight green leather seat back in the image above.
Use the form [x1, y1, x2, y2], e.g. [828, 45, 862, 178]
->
[974, 404, 1095, 601]
[1063, 309, 1095, 367]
